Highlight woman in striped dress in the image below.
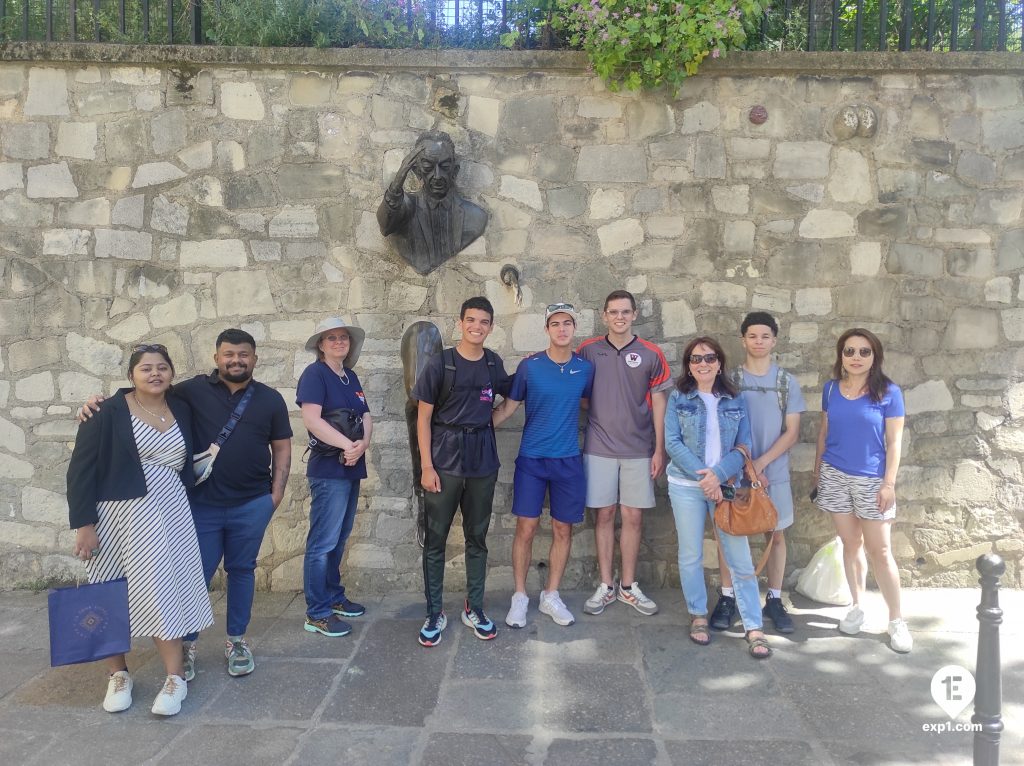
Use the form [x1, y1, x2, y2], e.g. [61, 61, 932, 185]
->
[66, 344, 213, 715]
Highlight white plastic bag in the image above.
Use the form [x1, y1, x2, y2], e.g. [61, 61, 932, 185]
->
[795, 537, 852, 606]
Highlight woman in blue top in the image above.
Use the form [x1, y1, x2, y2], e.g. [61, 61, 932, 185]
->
[813, 328, 910, 653]
[297, 317, 373, 638]
[665, 337, 771, 659]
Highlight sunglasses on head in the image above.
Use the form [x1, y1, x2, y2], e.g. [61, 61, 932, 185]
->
[546, 302, 575, 314]
[688, 353, 719, 365]
[133, 344, 168, 353]
[843, 347, 873, 358]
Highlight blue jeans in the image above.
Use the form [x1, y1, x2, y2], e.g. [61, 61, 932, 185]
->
[186, 493, 276, 640]
[668, 483, 763, 631]
[304, 477, 360, 620]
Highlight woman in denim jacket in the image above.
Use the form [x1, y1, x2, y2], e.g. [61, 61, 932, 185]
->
[665, 336, 771, 659]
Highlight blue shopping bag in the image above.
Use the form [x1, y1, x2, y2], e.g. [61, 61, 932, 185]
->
[48, 577, 131, 667]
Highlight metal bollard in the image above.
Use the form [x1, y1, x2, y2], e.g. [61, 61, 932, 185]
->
[972, 553, 1005, 766]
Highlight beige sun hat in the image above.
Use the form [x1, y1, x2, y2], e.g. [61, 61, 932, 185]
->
[304, 317, 366, 368]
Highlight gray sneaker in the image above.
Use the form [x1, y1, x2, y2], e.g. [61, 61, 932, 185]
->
[182, 641, 197, 682]
[583, 583, 616, 615]
[225, 637, 255, 677]
[617, 581, 659, 616]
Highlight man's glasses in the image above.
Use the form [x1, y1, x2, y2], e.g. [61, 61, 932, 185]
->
[547, 302, 575, 314]
[688, 353, 719, 365]
[605, 309, 634, 317]
[843, 347, 873, 358]
[133, 344, 168, 353]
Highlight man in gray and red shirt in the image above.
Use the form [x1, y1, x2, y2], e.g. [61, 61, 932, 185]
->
[577, 290, 674, 617]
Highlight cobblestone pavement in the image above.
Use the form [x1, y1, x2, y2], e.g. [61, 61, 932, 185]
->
[1, 586, 1021, 766]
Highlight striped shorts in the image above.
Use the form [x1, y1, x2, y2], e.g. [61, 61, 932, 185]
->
[815, 461, 896, 521]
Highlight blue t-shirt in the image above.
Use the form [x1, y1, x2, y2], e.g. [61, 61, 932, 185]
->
[822, 380, 904, 478]
[296, 361, 371, 480]
[737, 365, 806, 485]
[508, 352, 594, 459]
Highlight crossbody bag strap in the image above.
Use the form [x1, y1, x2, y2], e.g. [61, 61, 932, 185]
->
[213, 385, 255, 447]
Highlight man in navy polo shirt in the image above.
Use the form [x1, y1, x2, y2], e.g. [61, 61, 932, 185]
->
[492, 302, 594, 628]
[79, 328, 292, 678]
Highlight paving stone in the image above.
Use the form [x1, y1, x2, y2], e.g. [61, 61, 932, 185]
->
[548, 737, 659, 765]
[155, 724, 302, 764]
[202, 659, 335, 721]
[292, 726, 419, 766]
[421, 732, 532, 766]
[665, 739, 815, 766]
[435, 678, 540, 730]
[784, 680, 920, 741]
[321, 618, 453, 726]
[540, 662, 651, 733]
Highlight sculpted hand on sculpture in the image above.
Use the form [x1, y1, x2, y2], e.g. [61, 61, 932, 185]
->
[376, 131, 488, 275]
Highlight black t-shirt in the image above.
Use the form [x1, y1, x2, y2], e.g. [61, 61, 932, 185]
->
[174, 373, 293, 506]
[411, 349, 511, 478]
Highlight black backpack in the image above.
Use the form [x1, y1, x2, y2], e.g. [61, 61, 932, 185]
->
[433, 347, 499, 424]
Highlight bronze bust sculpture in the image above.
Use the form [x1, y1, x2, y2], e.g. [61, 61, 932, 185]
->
[376, 131, 488, 275]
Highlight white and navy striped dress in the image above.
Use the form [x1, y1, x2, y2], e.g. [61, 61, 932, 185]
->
[86, 417, 214, 639]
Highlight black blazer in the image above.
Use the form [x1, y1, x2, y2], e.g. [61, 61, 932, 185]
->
[66, 390, 195, 529]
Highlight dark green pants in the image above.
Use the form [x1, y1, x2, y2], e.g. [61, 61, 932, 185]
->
[422, 470, 497, 616]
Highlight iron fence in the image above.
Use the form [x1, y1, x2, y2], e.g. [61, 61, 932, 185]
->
[0, 0, 1020, 51]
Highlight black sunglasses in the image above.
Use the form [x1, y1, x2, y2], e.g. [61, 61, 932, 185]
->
[688, 353, 719, 365]
[843, 347, 873, 358]
[546, 302, 576, 314]
[133, 344, 169, 353]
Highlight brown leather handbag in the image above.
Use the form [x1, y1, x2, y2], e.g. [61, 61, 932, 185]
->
[713, 445, 778, 574]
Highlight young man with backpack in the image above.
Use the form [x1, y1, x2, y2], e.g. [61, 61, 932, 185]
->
[710, 312, 806, 634]
[411, 297, 511, 646]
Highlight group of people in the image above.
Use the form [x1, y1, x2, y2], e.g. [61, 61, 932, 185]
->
[65, 288, 911, 716]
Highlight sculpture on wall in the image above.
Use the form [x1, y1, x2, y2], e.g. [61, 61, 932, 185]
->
[376, 131, 489, 275]
[401, 320, 444, 547]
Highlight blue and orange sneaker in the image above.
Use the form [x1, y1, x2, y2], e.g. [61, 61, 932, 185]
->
[461, 600, 498, 640]
[418, 612, 447, 647]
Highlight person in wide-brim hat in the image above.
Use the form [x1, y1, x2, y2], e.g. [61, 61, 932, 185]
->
[305, 317, 366, 369]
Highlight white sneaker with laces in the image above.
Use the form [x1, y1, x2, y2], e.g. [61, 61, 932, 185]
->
[539, 590, 575, 626]
[839, 605, 865, 635]
[617, 581, 659, 616]
[505, 592, 529, 628]
[103, 670, 133, 713]
[888, 618, 913, 653]
[151, 674, 187, 716]
[583, 583, 616, 615]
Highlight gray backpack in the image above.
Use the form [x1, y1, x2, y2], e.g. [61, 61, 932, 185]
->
[730, 366, 793, 433]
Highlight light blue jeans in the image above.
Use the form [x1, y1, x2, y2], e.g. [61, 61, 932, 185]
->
[668, 483, 763, 631]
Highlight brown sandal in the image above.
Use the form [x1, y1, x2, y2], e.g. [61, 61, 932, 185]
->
[689, 620, 711, 646]
[746, 631, 772, 659]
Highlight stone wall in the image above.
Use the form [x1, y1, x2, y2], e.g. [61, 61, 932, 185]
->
[0, 45, 1022, 592]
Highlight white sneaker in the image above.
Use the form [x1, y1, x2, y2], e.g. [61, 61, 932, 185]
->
[839, 606, 865, 635]
[151, 674, 187, 716]
[505, 592, 529, 628]
[617, 581, 659, 616]
[888, 618, 913, 653]
[583, 583, 616, 615]
[539, 590, 575, 627]
[102, 670, 133, 713]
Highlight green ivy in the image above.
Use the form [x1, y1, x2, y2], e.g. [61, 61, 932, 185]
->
[557, 0, 765, 91]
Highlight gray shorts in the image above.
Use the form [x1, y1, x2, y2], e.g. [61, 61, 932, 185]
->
[815, 461, 896, 521]
[766, 481, 795, 531]
[584, 454, 656, 509]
